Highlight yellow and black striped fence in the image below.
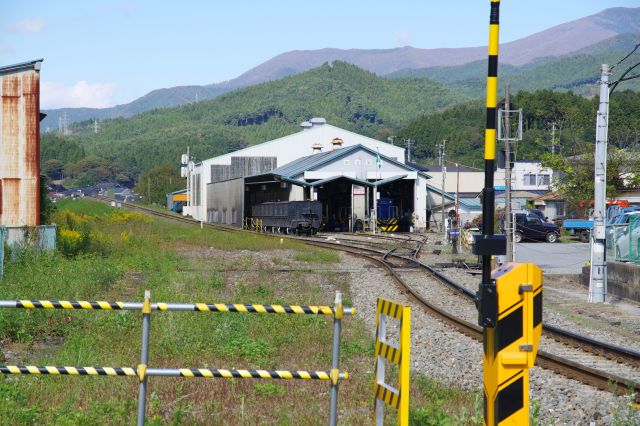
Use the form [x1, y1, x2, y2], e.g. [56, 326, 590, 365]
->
[0, 291, 354, 426]
[0, 365, 347, 381]
[1, 300, 355, 316]
[374, 298, 411, 426]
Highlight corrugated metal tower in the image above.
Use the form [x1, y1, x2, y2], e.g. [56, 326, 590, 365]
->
[0, 59, 43, 226]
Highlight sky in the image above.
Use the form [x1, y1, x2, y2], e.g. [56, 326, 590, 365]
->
[2, 0, 639, 109]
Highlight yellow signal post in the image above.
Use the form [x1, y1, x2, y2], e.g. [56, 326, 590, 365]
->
[483, 263, 543, 425]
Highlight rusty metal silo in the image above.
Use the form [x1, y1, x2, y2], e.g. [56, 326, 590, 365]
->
[0, 59, 43, 226]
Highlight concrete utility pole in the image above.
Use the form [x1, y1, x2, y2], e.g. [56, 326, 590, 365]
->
[456, 163, 461, 252]
[504, 84, 513, 262]
[405, 139, 414, 163]
[589, 64, 611, 303]
[439, 140, 447, 236]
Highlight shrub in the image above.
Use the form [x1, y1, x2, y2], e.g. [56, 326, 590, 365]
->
[58, 229, 88, 257]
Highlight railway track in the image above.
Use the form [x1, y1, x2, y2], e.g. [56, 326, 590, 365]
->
[319, 234, 640, 367]
[89, 196, 640, 399]
[301, 236, 640, 400]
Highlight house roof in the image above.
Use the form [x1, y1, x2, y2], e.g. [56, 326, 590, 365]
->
[460, 198, 482, 209]
[426, 183, 482, 210]
[531, 191, 564, 201]
[495, 190, 546, 198]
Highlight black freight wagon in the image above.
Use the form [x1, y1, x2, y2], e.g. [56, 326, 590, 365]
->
[252, 201, 322, 234]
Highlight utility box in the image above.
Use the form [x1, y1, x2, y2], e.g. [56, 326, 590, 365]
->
[482, 262, 542, 425]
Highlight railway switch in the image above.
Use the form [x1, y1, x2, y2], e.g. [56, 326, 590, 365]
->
[482, 263, 543, 425]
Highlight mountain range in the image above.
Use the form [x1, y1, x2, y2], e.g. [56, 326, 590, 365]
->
[41, 6, 640, 131]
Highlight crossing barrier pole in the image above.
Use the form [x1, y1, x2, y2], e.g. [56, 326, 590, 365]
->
[137, 290, 151, 426]
[329, 291, 343, 426]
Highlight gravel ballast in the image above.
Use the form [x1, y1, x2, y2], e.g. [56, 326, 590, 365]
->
[340, 249, 638, 425]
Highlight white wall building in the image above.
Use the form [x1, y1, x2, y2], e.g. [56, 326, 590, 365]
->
[188, 118, 405, 222]
[495, 161, 556, 192]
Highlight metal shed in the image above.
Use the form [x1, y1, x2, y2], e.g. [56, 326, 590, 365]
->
[0, 59, 44, 226]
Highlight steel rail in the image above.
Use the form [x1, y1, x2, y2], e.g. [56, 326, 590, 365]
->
[391, 253, 640, 369]
[300, 238, 640, 399]
[88, 196, 640, 398]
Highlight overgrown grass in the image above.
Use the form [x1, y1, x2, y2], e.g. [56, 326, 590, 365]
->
[0, 200, 482, 424]
[55, 198, 114, 215]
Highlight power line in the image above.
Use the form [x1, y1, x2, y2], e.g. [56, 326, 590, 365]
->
[610, 42, 640, 71]
[609, 60, 640, 94]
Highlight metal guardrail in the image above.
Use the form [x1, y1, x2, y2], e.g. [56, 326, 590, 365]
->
[0, 291, 354, 425]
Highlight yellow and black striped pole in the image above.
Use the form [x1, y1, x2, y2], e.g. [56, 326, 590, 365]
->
[475, 3, 542, 425]
[475, 0, 506, 267]
[0, 300, 356, 316]
[0, 365, 348, 381]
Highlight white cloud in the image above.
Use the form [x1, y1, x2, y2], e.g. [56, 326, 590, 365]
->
[394, 30, 412, 47]
[0, 42, 13, 57]
[6, 17, 46, 34]
[41, 81, 117, 109]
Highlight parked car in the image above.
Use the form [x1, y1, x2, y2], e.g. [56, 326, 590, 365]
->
[613, 212, 640, 260]
[499, 209, 547, 232]
[616, 223, 640, 260]
[514, 213, 561, 243]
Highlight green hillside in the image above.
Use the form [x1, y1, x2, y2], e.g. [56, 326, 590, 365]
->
[396, 89, 640, 166]
[42, 62, 468, 184]
[387, 34, 640, 98]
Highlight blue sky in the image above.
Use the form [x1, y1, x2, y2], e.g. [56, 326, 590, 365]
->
[2, 0, 639, 109]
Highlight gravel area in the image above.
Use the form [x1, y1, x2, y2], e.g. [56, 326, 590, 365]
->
[341, 248, 639, 425]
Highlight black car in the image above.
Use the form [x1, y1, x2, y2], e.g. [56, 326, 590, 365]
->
[514, 213, 560, 243]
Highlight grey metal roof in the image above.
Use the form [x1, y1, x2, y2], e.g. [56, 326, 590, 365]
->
[427, 183, 482, 210]
[269, 145, 363, 178]
[267, 144, 430, 181]
[0, 59, 43, 74]
[459, 198, 482, 209]
[426, 183, 455, 201]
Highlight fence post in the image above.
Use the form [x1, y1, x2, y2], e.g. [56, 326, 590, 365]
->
[329, 291, 343, 426]
[137, 290, 152, 426]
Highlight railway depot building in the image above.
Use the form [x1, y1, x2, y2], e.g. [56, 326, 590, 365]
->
[188, 118, 432, 231]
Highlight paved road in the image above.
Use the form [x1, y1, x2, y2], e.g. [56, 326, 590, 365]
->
[514, 242, 590, 274]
